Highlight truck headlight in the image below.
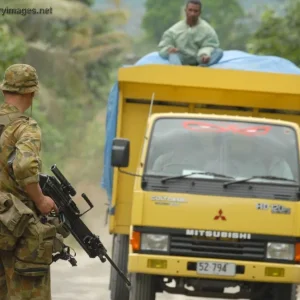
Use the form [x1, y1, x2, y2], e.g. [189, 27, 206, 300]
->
[267, 243, 294, 260]
[141, 234, 169, 252]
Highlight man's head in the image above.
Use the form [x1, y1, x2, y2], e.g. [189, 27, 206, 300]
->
[0, 64, 39, 112]
[185, 0, 202, 26]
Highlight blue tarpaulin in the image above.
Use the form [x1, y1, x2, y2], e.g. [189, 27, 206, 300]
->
[101, 50, 300, 202]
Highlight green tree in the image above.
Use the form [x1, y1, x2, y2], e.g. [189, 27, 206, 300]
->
[201, 0, 250, 50]
[0, 0, 131, 182]
[247, 0, 300, 66]
[142, 0, 183, 44]
[0, 18, 27, 75]
[78, 0, 95, 6]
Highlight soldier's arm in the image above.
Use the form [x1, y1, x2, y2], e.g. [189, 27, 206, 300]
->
[13, 120, 58, 213]
[25, 183, 47, 207]
[25, 181, 58, 214]
[13, 120, 42, 187]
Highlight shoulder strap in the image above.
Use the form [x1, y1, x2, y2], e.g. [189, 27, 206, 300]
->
[0, 112, 25, 126]
[0, 112, 27, 138]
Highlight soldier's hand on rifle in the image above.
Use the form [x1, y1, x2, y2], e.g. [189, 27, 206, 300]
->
[25, 182, 59, 215]
[37, 196, 58, 215]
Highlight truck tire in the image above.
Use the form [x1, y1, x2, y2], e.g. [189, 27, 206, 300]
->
[251, 283, 298, 300]
[108, 234, 115, 291]
[272, 284, 297, 300]
[110, 234, 129, 300]
[129, 273, 156, 300]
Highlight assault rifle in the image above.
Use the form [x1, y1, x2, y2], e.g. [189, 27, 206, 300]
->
[39, 164, 131, 288]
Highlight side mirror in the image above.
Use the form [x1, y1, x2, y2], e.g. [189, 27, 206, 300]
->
[111, 138, 130, 168]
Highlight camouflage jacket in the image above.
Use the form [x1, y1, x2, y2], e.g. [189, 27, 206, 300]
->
[0, 103, 42, 205]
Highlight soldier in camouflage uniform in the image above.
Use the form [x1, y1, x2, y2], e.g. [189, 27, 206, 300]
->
[0, 64, 58, 299]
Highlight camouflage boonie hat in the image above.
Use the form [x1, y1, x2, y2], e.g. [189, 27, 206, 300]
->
[0, 64, 39, 94]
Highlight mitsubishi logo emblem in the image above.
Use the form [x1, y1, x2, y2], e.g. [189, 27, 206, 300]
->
[214, 209, 226, 221]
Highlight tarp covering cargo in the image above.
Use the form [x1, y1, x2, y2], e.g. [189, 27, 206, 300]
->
[101, 50, 300, 202]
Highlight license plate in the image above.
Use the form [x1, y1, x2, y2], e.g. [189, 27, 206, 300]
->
[196, 261, 236, 276]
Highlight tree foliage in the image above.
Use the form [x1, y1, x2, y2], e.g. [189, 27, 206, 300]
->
[247, 0, 300, 66]
[0, 0, 131, 182]
[0, 19, 27, 75]
[142, 0, 183, 44]
[201, 0, 251, 50]
[78, 0, 95, 6]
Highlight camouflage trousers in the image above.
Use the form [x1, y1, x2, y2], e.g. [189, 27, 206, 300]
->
[0, 250, 51, 300]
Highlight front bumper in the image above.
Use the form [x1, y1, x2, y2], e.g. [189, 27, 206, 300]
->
[128, 253, 300, 283]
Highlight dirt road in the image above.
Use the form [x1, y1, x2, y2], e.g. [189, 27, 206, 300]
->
[50, 183, 237, 300]
[51, 242, 237, 300]
[50, 183, 209, 299]
[49, 183, 297, 300]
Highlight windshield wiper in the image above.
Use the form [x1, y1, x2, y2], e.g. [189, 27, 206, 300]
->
[223, 175, 297, 188]
[161, 172, 235, 183]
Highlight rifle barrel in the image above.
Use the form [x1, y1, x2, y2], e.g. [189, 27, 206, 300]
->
[102, 253, 131, 287]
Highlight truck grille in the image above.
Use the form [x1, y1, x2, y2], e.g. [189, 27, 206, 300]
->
[170, 235, 266, 261]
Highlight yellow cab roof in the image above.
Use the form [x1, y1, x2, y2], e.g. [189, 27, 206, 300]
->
[147, 112, 300, 131]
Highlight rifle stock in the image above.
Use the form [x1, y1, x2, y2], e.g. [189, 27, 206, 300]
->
[39, 164, 131, 288]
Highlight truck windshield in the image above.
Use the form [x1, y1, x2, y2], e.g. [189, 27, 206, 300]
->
[144, 118, 299, 183]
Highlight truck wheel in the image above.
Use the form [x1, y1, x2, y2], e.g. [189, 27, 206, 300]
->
[251, 283, 298, 300]
[108, 234, 115, 291]
[129, 273, 156, 300]
[110, 234, 129, 300]
[272, 284, 297, 300]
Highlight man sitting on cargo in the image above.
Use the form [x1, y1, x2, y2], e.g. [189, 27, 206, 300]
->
[158, 0, 223, 67]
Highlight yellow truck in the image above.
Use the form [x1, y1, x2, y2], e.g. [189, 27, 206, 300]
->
[103, 59, 300, 300]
